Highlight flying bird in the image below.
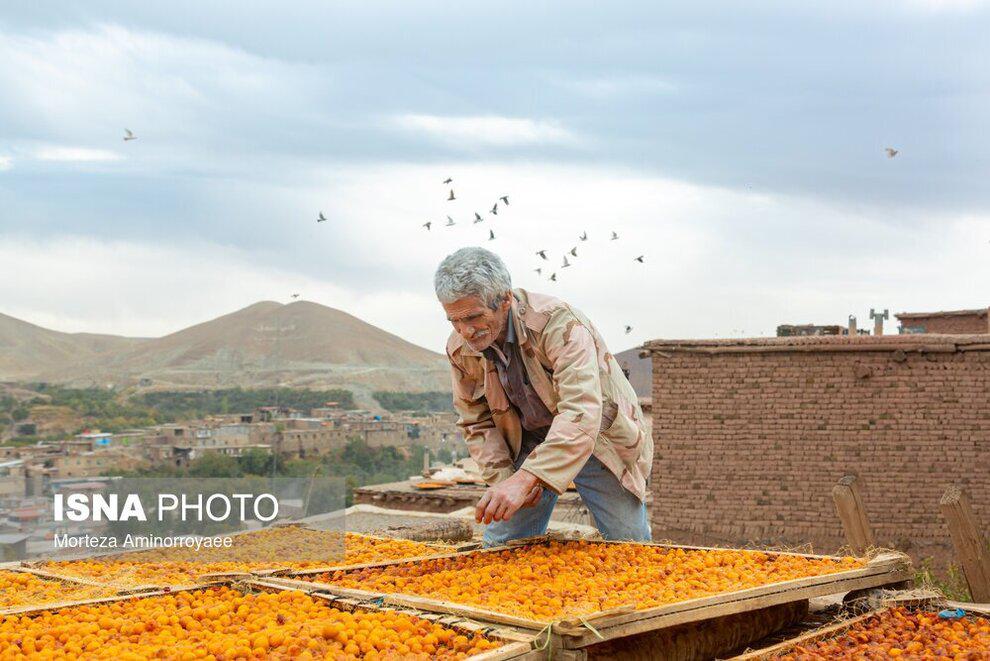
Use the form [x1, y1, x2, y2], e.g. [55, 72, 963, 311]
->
[580, 232, 588, 241]
[550, 273, 557, 282]
[443, 178, 453, 184]
[445, 216, 455, 227]
[422, 221, 432, 230]
[317, 212, 327, 223]
[534, 268, 542, 275]
[123, 129, 137, 141]
[610, 231, 619, 240]
[562, 256, 571, 268]
[569, 247, 577, 257]
[291, 294, 300, 299]
[489, 229, 496, 241]
[536, 250, 547, 260]
[490, 203, 498, 215]
[447, 189, 456, 201]
[885, 147, 899, 159]
[625, 326, 632, 334]
[500, 196, 509, 206]
[634, 255, 644, 263]
[474, 212, 484, 223]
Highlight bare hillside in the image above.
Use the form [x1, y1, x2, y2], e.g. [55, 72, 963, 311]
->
[0, 312, 143, 381]
[3, 302, 449, 392]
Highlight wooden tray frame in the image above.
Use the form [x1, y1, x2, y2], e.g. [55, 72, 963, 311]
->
[261, 536, 913, 651]
[0, 578, 539, 660]
[730, 594, 990, 659]
[19, 525, 465, 590]
[0, 565, 167, 615]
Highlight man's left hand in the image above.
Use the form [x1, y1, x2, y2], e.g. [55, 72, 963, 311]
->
[476, 470, 543, 524]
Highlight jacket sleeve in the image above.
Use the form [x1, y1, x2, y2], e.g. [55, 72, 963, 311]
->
[519, 309, 602, 494]
[448, 350, 515, 486]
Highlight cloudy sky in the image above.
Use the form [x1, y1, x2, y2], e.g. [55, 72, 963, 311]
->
[1, 1, 988, 354]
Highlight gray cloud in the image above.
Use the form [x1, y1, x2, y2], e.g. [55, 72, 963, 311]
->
[0, 3, 987, 345]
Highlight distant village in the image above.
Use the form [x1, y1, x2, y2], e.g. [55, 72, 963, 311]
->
[0, 402, 465, 558]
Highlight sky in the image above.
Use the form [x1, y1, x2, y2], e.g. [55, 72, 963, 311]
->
[1, 1, 988, 354]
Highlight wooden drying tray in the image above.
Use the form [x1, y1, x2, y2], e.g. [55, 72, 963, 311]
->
[730, 593, 990, 659]
[16, 562, 231, 596]
[19, 527, 468, 590]
[251, 530, 476, 577]
[260, 535, 913, 651]
[0, 566, 162, 616]
[0, 577, 540, 661]
[19, 556, 237, 594]
[247, 578, 539, 661]
[302, 524, 482, 552]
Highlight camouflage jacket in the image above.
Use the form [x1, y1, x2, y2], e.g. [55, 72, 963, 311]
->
[445, 289, 652, 501]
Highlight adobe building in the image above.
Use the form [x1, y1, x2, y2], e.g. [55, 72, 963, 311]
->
[896, 307, 989, 335]
[644, 333, 990, 567]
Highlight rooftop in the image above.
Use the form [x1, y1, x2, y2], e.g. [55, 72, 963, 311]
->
[896, 307, 988, 320]
[643, 333, 990, 354]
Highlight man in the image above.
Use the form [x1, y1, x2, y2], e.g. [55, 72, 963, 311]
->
[435, 247, 653, 546]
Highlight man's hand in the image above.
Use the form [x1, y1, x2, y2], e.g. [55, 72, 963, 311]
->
[476, 470, 543, 524]
[521, 484, 544, 509]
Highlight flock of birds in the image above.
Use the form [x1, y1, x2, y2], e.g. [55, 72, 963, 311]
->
[119, 128, 904, 340]
[419, 177, 646, 334]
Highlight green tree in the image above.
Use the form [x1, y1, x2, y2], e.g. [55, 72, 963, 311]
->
[187, 453, 242, 478]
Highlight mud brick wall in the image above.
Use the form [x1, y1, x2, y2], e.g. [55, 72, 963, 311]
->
[897, 311, 988, 335]
[647, 335, 990, 567]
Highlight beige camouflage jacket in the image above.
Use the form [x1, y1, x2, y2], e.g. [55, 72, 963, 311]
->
[445, 289, 652, 501]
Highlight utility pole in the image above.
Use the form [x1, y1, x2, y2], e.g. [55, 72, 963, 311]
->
[269, 304, 285, 490]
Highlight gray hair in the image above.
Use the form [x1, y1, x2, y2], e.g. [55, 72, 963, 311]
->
[434, 247, 512, 308]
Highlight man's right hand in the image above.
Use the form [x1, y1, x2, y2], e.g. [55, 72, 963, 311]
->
[475, 469, 543, 524]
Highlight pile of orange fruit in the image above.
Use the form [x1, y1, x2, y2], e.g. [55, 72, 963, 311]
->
[0, 570, 115, 611]
[36, 530, 450, 588]
[776, 606, 990, 659]
[109, 527, 448, 567]
[0, 586, 502, 660]
[315, 540, 864, 621]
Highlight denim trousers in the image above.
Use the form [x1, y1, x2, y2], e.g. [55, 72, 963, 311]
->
[482, 437, 652, 547]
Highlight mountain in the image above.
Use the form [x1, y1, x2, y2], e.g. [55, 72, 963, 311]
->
[0, 312, 142, 381]
[615, 346, 651, 398]
[2, 302, 449, 393]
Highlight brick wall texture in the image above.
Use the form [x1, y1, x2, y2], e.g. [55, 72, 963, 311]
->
[648, 335, 990, 567]
[897, 312, 988, 335]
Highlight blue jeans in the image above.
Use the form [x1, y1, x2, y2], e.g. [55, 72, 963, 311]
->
[482, 442, 652, 546]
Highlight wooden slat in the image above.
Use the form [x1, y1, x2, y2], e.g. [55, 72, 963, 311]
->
[730, 601, 990, 660]
[831, 474, 876, 555]
[0, 589, 169, 617]
[940, 485, 990, 602]
[386, 593, 547, 630]
[12, 565, 129, 591]
[729, 610, 880, 660]
[555, 558, 911, 648]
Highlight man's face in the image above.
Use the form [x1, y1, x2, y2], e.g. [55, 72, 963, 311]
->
[443, 294, 510, 352]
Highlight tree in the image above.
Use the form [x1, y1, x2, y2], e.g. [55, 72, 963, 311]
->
[238, 449, 272, 476]
[187, 453, 242, 478]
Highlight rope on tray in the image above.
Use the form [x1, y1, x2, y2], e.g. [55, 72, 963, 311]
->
[533, 622, 554, 660]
